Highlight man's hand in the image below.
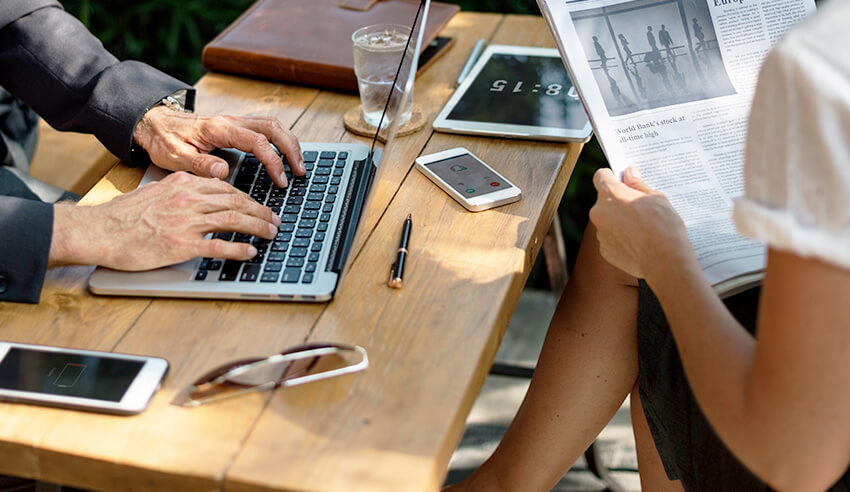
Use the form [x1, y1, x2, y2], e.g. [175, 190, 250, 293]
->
[589, 166, 696, 280]
[49, 172, 279, 270]
[134, 106, 306, 188]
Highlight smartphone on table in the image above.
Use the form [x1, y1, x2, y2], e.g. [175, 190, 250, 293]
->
[415, 147, 522, 212]
[0, 342, 168, 415]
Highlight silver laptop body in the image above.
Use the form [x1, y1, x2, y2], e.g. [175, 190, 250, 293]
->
[89, 0, 430, 302]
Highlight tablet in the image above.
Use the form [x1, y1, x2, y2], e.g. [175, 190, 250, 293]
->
[433, 45, 592, 142]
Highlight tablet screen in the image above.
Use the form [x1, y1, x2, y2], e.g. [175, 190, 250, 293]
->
[447, 53, 587, 130]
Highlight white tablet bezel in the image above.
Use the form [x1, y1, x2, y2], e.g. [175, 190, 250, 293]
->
[433, 45, 593, 143]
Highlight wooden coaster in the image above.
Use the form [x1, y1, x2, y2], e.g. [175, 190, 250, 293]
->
[343, 104, 426, 142]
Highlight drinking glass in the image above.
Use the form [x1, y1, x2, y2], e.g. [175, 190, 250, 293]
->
[352, 24, 413, 128]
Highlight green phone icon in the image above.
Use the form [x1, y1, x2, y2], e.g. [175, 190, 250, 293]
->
[465, 188, 475, 194]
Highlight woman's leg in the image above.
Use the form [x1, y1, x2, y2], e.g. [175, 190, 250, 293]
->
[447, 224, 640, 492]
[631, 385, 685, 491]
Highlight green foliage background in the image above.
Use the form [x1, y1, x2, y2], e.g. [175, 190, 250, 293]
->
[62, 0, 604, 276]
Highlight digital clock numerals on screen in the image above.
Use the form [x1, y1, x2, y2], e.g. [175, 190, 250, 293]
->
[489, 80, 578, 98]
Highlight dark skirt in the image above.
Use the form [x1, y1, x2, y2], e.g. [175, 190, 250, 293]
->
[636, 280, 850, 491]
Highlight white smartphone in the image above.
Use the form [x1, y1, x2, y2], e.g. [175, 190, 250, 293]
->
[415, 147, 522, 212]
[0, 342, 169, 415]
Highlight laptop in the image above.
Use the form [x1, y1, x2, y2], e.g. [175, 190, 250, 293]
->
[89, 0, 430, 302]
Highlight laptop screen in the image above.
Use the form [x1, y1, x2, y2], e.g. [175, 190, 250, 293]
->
[337, 0, 431, 276]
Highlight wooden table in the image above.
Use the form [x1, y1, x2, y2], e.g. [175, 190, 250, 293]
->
[0, 13, 582, 492]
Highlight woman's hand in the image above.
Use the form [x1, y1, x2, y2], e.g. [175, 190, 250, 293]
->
[133, 106, 306, 188]
[589, 166, 696, 280]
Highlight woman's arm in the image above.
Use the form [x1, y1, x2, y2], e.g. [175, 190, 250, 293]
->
[650, 248, 850, 492]
[592, 168, 850, 491]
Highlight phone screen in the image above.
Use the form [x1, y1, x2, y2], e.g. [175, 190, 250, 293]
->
[425, 154, 512, 198]
[0, 348, 145, 402]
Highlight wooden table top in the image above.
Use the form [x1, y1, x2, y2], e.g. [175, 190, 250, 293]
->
[0, 13, 583, 492]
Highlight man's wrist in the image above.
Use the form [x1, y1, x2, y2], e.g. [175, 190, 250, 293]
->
[49, 204, 101, 267]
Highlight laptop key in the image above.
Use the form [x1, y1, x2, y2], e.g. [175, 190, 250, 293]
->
[322, 204, 334, 213]
[194, 270, 208, 281]
[264, 262, 283, 272]
[199, 259, 211, 270]
[315, 168, 331, 176]
[295, 228, 313, 238]
[286, 258, 305, 268]
[307, 192, 323, 201]
[302, 210, 319, 220]
[338, 152, 348, 160]
[271, 242, 289, 252]
[279, 223, 295, 232]
[302, 273, 314, 284]
[335, 159, 346, 168]
[234, 233, 252, 243]
[318, 223, 328, 232]
[289, 247, 308, 258]
[283, 205, 300, 214]
[320, 151, 336, 160]
[306, 263, 317, 273]
[281, 268, 301, 283]
[332, 168, 344, 177]
[276, 232, 292, 242]
[267, 197, 284, 207]
[293, 238, 310, 248]
[313, 176, 329, 184]
[240, 264, 261, 281]
[328, 185, 339, 194]
[303, 151, 318, 162]
[261, 272, 279, 282]
[282, 213, 298, 223]
[309, 184, 327, 193]
[317, 159, 334, 168]
[311, 243, 322, 252]
[330, 177, 341, 185]
[219, 260, 242, 281]
[314, 232, 326, 242]
[268, 252, 285, 262]
[299, 219, 316, 229]
[212, 232, 233, 241]
[305, 162, 315, 171]
[304, 201, 321, 210]
[320, 213, 331, 222]
[208, 260, 223, 271]
[308, 253, 320, 262]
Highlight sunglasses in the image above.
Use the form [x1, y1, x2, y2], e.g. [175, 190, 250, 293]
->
[178, 343, 368, 407]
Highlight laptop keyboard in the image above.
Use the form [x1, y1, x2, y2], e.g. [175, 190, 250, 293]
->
[193, 149, 349, 285]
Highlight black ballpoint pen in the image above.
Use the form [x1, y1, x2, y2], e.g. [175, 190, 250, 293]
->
[388, 214, 412, 289]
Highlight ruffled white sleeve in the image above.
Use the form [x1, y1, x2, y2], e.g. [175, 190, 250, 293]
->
[734, 0, 850, 271]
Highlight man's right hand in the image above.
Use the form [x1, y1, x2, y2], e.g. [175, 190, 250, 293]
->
[49, 172, 278, 270]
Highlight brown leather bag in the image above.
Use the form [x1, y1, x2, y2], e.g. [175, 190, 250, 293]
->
[202, 0, 459, 92]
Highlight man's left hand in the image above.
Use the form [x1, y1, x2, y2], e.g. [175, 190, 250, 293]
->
[133, 106, 306, 188]
[589, 166, 696, 280]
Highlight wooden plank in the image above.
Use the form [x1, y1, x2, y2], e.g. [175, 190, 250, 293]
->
[0, 76, 320, 490]
[225, 14, 581, 492]
[29, 121, 119, 196]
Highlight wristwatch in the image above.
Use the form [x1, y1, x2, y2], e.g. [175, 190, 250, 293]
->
[159, 92, 188, 112]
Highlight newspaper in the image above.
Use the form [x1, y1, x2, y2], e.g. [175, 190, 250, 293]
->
[538, 0, 815, 296]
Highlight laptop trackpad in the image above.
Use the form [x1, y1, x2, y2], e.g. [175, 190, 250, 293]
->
[138, 148, 243, 187]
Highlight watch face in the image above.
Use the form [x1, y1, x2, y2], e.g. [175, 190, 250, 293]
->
[447, 53, 586, 130]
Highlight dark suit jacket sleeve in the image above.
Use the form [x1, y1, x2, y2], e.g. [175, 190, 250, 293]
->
[0, 1, 197, 303]
[0, 197, 52, 303]
[0, 0, 195, 165]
